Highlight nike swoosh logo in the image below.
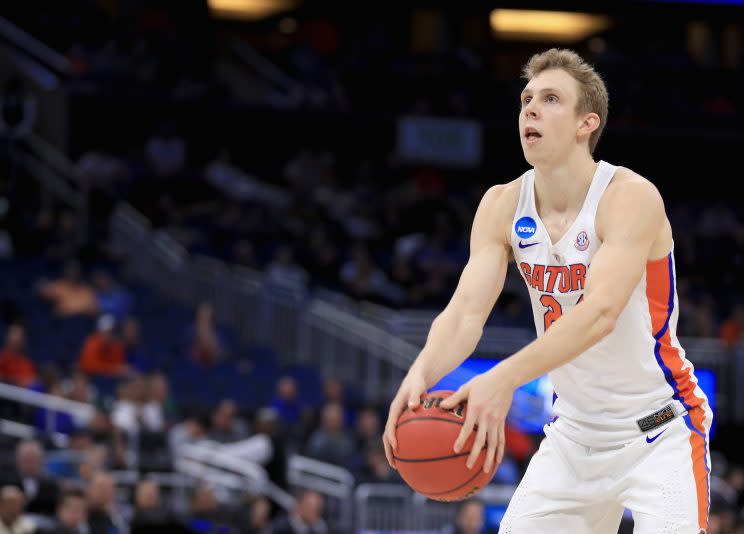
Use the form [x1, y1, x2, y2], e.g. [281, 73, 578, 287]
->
[646, 429, 667, 443]
[518, 241, 539, 249]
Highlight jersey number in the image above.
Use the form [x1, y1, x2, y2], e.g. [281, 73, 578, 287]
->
[541, 294, 584, 331]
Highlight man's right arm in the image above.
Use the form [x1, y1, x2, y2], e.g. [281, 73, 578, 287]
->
[409, 185, 512, 386]
[383, 183, 513, 466]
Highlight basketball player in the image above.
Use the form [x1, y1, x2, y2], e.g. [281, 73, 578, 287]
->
[382, 48, 712, 533]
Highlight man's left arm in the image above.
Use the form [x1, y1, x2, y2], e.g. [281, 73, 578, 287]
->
[499, 176, 666, 387]
[441, 174, 667, 471]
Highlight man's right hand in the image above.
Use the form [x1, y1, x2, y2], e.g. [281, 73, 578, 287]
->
[382, 371, 428, 469]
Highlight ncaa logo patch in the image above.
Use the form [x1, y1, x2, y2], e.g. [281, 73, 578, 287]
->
[515, 217, 537, 239]
[575, 230, 589, 251]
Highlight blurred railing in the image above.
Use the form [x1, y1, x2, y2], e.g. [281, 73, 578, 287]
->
[354, 483, 515, 533]
[110, 203, 417, 405]
[289, 455, 355, 532]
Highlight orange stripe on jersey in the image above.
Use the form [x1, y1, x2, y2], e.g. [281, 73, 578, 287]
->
[645, 254, 703, 411]
[686, 407, 710, 531]
[647, 254, 710, 528]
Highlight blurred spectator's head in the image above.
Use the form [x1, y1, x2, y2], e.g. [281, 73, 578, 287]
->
[15, 440, 43, 477]
[69, 428, 93, 452]
[294, 490, 323, 525]
[3, 324, 25, 353]
[97, 313, 117, 340]
[191, 484, 218, 515]
[0, 486, 26, 526]
[57, 489, 87, 529]
[254, 407, 279, 435]
[86, 471, 116, 510]
[122, 374, 147, 403]
[148, 372, 169, 403]
[356, 406, 381, 440]
[232, 240, 257, 268]
[79, 446, 108, 481]
[455, 499, 484, 534]
[92, 271, 115, 293]
[273, 244, 295, 266]
[276, 376, 298, 402]
[68, 372, 93, 403]
[135, 480, 161, 511]
[320, 403, 344, 433]
[212, 399, 237, 431]
[122, 317, 141, 347]
[323, 377, 344, 403]
[89, 407, 113, 437]
[248, 495, 271, 529]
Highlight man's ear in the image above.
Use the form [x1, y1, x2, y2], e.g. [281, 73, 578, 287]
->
[578, 112, 600, 138]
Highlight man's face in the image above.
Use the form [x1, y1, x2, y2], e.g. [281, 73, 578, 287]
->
[59, 497, 87, 528]
[457, 502, 484, 534]
[518, 68, 585, 166]
[17, 446, 42, 477]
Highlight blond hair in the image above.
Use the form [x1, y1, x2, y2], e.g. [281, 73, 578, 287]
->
[522, 48, 608, 154]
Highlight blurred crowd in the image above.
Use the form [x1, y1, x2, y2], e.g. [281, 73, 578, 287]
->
[1, 1, 744, 533]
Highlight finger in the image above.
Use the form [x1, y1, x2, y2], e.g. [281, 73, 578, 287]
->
[483, 424, 498, 473]
[439, 387, 465, 410]
[408, 391, 422, 409]
[382, 432, 397, 470]
[496, 420, 506, 467]
[453, 408, 477, 453]
[466, 419, 487, 469]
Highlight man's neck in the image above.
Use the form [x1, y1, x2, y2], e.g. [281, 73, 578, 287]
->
[533, 151, 598, 214]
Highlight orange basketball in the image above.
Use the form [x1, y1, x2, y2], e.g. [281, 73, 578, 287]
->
[394, 390, 496, 501]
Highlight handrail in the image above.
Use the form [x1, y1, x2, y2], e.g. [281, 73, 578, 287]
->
[0, 382, 94, 422]
[0, 16, 72, 74]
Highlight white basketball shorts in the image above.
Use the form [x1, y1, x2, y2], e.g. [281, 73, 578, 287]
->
[500, 406, 712, 534]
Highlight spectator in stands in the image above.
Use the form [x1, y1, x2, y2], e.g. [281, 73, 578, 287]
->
[78, 315, 130, 378]
[85, 471, 126, 534]
[186, 484, 229, 533]
[90, 272, 132, 322]
[354, 443, 400, 485]
[42, 489, 87, 534]
[720, 304, 744, 349]
[130, 480, 171, 530]
[88, 409, 127, 470]
[36, 262, 97, 317]
[187, 302, 227, 366]
[121, 318, 149, 373]
[0, 324, 38, 388]
[353, 406, 381, 451]
[0, 486, 34, 534]
[208, 399, 249, 443]
[267, 245, 308, 288]
[1, 440, 60, 517]
[113, 374, 165, 435]
[270, 490, 327, 534]
[231, 494, 271, 534]
[270, 376, 302, 426]
[32, 381, 77, 435]
[305, 403, 354, 467]
[218, 407, 289, 491]
[145, 121, 187, 179]
[440, 499, 494, 534]
[147, 373, 178, 426]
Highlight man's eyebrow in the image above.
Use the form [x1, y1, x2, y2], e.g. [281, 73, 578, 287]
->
[520, 87, 562, 96]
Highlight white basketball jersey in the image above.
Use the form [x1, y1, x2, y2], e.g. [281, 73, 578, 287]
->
[510, 161, 711, 446]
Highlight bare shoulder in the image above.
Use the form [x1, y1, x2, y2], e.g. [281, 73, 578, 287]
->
[597, 166, 667, 238]
[600, 167, 665, 215]
[475, 177, 522, 243]
[480, 176, 522, 214]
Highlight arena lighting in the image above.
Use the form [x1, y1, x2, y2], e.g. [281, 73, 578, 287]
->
[208, 0, 298, 20]
[490, 9, 611, 42]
